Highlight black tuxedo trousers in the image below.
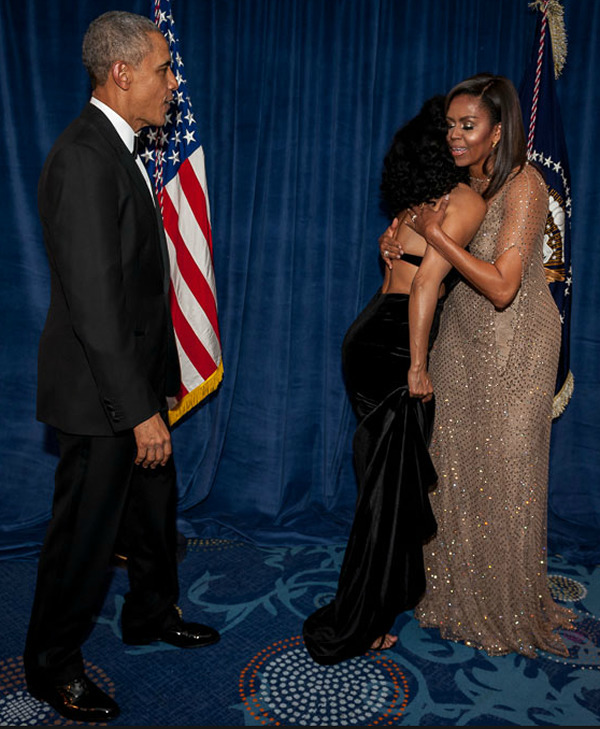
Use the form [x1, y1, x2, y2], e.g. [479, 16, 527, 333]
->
[24, 422, 180, 685]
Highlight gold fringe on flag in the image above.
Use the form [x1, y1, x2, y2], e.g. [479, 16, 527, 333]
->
[168, 359, 224, 426]
[553, 369, 574, 419]
[529, 0, 568, 78]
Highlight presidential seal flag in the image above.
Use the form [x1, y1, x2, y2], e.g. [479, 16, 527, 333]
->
[518, 0, 573, 418]
[140, 0, 224, 425]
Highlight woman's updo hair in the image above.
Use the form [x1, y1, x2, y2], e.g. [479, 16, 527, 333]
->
[380, 95, 468, 218]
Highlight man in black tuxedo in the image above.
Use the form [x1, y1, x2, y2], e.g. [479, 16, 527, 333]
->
[24, 11, 219, 722]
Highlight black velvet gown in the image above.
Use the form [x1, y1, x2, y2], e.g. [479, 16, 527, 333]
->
[303, 256, 444, 665]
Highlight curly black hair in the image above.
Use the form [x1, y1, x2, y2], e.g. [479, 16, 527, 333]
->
[380, 95, 469, 218]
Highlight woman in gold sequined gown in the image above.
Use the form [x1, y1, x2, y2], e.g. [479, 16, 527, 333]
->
[406, 74, 574, 657]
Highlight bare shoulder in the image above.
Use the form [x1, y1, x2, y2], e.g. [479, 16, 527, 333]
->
[447, 182, 487, 221]
[435, 183, 486, 247]
[451, 181, 486, 206]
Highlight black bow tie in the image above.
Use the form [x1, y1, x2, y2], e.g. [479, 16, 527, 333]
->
[132, 135, 139, 158]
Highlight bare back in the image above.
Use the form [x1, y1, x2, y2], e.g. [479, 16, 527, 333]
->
[381, 183, 485, 295]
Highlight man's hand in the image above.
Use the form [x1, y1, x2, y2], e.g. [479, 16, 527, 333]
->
[133, 413, 172, 468]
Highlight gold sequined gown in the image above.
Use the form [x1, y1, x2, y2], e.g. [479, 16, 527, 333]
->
[416, 164, 574, 657]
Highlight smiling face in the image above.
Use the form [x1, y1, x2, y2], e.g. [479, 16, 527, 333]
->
[446, 94, 501, 179]
[126, 31, 178, 131]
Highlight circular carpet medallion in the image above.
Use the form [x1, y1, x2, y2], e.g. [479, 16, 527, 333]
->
[239, 636, 410, 726]
[0, 656, 116, 725]
[541, 608, 600, 669]
[186, 537, 245, 552]
[548, 574, 588, 603]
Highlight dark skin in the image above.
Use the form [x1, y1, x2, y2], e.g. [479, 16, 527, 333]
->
[93, 31, 178, 468]
[405, 196, 523, 310]
[381, 96, 525, 316]
[377, 186, 486, 402]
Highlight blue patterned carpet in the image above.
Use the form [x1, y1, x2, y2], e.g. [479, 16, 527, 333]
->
[1, 540, 599, 726]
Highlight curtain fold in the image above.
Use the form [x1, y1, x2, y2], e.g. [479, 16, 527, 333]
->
[1, 0, 598, 562]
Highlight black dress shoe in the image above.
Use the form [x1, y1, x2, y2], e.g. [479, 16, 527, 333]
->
[28, 674, 120, 722]
[122, 619, 220, 649]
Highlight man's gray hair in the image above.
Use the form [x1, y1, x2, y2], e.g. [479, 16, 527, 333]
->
[82, 11, 160, 88]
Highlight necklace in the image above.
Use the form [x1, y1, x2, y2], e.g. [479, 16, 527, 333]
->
[469, 175, 490, 191]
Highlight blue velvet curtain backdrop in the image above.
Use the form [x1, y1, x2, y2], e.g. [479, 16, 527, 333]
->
[1, 0, 598, 562]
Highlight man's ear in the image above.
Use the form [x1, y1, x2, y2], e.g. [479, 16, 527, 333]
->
[111, 61, 131, 91]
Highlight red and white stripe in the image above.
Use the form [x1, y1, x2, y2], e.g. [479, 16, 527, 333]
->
[149, 0, 223, 424]
[161, 147, 223, 422]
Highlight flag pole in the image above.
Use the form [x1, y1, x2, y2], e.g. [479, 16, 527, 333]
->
[520, 0, 573, 419]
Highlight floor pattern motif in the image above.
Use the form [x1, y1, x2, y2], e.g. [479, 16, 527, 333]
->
[0, 541, 598, 725]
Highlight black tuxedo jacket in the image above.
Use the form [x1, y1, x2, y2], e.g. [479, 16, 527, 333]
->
[36, 103, 180, 436]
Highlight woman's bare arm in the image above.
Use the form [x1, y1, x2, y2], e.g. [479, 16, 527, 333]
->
[407, 174, 542, 310]
[408, 187, 486, 399]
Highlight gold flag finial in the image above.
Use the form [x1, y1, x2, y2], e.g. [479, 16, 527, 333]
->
[529, 0, 568, 78]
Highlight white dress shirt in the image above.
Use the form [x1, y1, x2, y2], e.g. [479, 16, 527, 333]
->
[89, 96, 155, 203]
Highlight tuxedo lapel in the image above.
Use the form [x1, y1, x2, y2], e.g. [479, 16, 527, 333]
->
[82, 104, 156, 219]
[81, 104, 171, 294]
[120, 146, 173, 295]
[118, 142, 157, 220]
[150, 187, 172, 296]
[79, 104, 179, 387]
[148, 178, 180, 393]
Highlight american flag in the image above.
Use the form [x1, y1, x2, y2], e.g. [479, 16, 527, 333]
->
[140, 0, 223, 425]
[518, 0, 573, 418]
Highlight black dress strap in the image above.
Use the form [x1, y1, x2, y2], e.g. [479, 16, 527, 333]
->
[400, 252, 423, 267]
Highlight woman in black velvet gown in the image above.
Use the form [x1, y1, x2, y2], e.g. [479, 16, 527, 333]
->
[302, 96, 487, 665]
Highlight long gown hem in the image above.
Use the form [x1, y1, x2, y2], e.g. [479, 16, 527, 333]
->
[303, 291, 442, 666]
